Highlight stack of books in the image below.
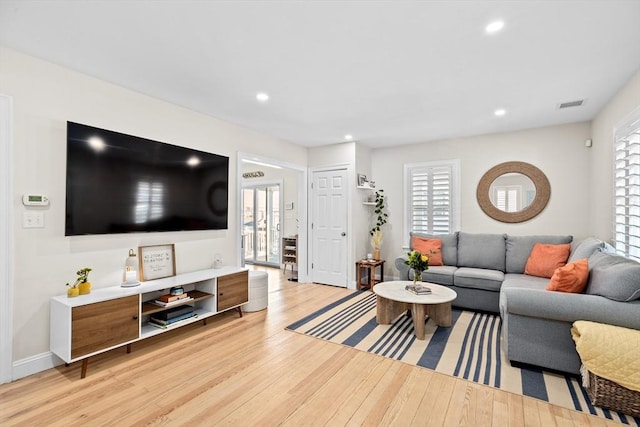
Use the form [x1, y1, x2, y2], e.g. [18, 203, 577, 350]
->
[152, 292, 194, 307]
[405, 283, 432, 295]
[149, 305, 195, 328]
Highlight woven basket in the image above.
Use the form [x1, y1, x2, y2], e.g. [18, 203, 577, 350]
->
[586, 371, 640, 417]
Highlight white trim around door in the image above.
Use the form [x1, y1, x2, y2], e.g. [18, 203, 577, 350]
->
[236, 152, 308, 282]
[0, 94, 14, 383]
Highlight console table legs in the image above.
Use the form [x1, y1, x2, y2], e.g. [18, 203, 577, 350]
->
[81, 359, 88, 379]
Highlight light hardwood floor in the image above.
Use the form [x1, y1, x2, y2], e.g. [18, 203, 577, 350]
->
[0, 267, 622, 426]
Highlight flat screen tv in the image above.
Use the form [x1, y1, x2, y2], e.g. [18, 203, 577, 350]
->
[65, 121, 229, 236]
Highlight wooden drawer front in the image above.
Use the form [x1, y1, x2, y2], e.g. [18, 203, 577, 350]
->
[71, 295, 139, 359]
[217, 270, 249, 312]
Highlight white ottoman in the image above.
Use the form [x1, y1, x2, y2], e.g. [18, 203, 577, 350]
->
[244, 270, 268, 312]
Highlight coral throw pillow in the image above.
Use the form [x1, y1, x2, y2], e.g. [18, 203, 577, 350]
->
[411, 237, 443, 266]
[546, 258, 589, 293]
[524, 243, 571, 278]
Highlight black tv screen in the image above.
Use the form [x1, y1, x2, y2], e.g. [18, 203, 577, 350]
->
[65, 122, 229, 236]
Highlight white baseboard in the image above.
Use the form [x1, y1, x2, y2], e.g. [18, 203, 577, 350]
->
[12, 351, 62, 381]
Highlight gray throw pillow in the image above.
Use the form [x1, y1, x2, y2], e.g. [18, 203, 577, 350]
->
[568, 237, 605, 263]
[505, 234, 573, 273]
[586, 249, 640, 302]
[410, 232, 458, 266]
[457, 232, 506, 272]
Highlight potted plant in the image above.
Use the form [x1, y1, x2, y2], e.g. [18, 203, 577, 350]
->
[67, 267, 92, 297]
[369, 189, 388, 260]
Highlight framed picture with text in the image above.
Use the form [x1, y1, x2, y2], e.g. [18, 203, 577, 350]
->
[138, 244, 176, 281]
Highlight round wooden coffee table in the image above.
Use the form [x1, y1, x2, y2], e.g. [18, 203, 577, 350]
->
[373, 281, 457, 340]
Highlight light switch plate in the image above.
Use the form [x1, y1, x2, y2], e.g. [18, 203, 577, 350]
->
[23, 212, 44, 228]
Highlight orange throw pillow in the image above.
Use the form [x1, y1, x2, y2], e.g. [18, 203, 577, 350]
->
[546, 259, 589, 293]
[524, 243, 571, 278]
[411, 237, 443, 266]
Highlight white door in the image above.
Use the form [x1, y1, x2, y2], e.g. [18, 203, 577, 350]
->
[311, 169, 348, 287]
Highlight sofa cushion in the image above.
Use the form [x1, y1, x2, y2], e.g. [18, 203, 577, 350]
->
[412, 265, 457, 286]
[586, 250, 640, 302]
[410, 236, 443, 266]
[454, 267, 504, 292]
[524, 243, 571, 278]
[410, 232, 458, 266]
[505, 234, 573, 273]
[457, 232, 506, 271]
[546, 259, 589, 293]
[568, 237, 605, 263]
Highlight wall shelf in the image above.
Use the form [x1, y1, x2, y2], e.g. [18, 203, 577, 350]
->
[356, 183, 374, 190]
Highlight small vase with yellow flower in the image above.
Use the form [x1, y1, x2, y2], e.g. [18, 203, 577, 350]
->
[404, 250, 429, 285]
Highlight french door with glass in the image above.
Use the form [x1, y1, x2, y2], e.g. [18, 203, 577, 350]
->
[242, 184, 280, 266]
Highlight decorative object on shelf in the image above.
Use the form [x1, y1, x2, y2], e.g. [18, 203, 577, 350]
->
[66, 267, 92, 297]
[213, 253, 223, 269]
[122, 249, 140, 287]
[371, 230, 383, 261]
[357, 173, 367, 187]
[67, 286, 79, 298]
[138, 244, 176, 281]
[404, 250, 429, 285]
[170, 286, 185, 295]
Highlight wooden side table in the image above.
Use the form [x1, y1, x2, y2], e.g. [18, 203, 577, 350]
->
[356, 259, 385, 290]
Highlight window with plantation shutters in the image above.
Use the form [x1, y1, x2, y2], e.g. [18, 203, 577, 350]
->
[614, 107, 640, 262]
[404, 160, 460, 243]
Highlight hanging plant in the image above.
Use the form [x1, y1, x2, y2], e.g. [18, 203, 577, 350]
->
[369, 189, 388, 236]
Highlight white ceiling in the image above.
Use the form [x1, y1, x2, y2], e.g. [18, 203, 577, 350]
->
[1, 0, 639, 149]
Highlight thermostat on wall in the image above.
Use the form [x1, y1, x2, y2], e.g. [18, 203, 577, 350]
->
[22, 194, 49, 206]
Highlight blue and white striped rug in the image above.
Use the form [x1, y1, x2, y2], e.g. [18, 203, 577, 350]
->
[286, 291, 639, 426]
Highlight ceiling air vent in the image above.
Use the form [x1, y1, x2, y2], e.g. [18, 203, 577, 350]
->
[558, 99, 585, 109]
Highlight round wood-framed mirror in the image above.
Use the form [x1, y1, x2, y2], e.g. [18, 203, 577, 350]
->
[476, 161, 550, 223]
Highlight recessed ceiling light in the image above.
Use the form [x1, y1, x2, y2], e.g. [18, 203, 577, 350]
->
[256, 92, 269, 102]
[187, 156, 200, 167]
[494, 109, 506, 116]
[344, 134, 353, 141]
[486, 21, 504, 34]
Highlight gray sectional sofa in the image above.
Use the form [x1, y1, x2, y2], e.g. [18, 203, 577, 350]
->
[395, 232, 640, 374]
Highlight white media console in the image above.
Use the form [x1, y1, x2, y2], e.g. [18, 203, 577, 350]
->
[50, 266, 249, 378]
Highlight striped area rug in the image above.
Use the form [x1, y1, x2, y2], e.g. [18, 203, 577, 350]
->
[286, 291, 639, 426]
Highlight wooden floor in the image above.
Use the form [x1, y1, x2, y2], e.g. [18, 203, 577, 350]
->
[0, 266, 622, 426]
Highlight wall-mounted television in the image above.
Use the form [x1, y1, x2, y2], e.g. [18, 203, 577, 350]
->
[65, 121, 229, 236]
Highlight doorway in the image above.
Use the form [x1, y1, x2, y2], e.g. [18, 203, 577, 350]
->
[242, 184, 281, 267]
[237, 152, 308, 282]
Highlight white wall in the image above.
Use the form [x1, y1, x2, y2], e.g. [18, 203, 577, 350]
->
[372, 122, 593, 277]
[0, 47, 307, 365]
[589, 70, 640, 242]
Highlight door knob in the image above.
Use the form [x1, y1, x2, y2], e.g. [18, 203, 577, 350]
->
[341, 232, 346, 236]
